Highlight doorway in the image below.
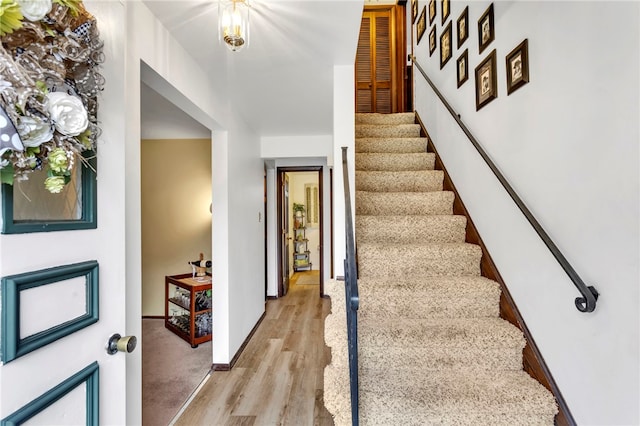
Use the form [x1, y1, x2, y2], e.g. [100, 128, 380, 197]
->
[277, 167, 325, 298]
[139, 82, 213, 426]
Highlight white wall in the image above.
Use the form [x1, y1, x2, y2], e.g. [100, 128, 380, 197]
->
[412, 1, 639, 424]
[124, 2, 265, 421]
[262, 135, 334, 164]
[333, 65, 356, 278]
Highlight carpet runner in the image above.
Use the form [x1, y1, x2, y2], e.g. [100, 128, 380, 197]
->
[323, 112, 558, 425]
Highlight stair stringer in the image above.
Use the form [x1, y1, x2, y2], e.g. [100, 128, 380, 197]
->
[415, 111, 575, 426]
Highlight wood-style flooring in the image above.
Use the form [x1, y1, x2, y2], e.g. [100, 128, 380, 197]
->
[175, 272, 334, 426]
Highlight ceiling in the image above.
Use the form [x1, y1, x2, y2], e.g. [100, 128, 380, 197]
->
[140, 0, 365, 139]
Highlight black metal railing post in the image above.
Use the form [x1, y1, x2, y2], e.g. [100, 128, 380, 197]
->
[410, 55, 598, 312]
[341, 146, 360, 425]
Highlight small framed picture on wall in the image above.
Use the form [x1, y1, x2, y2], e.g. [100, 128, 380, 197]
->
[457, 6, 468, 49]
[440, 21, 452, 69]
[417, 6, 427, 44]
[429, 27, 437, 56]
[475, 49, 498, 110]
[506, 39, 530, 95]
[457, 49, 469, 88]
[441, 0, 450, 25]
[478, 3, 495, 54]
[429, 0, 436, 25]
[411, 0, 418, 24]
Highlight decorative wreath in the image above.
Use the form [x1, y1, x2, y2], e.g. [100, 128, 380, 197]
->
[0, 0, 104, 193]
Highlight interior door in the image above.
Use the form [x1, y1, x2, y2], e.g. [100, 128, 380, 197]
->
[0, 3, 128, 424]
[281, 173, 291, 296]
[356, 8, 393, 113]
[355, 6, 406, 113]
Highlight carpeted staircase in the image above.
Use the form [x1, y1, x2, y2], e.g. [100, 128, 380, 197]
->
[323, 112, 558, 425]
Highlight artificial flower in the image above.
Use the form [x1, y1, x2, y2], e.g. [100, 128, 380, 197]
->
[47, 91, 88, 136]
[47, 147, 68, 173]
[16, 0, 51, 21]
[0, 0, 24, 36]
[15, 115, 53, 147]
[0, 76, 11, 94]
[44, 175, 65, 193]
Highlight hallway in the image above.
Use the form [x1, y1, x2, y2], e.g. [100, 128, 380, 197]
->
[175, 274, 333, 425]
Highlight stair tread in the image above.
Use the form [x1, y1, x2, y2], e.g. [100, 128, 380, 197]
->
[356, 137, 428, 153]
[355, 152, 435, 171]
[358, 241, 483, 251]
[356, 170, 444, 192]
[358, 276, 499, 295]
[356, 124, 421, 138]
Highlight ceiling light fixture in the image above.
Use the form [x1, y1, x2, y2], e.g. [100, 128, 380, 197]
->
[219, 0, 250, 52]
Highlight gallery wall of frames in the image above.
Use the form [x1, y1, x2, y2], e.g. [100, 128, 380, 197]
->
[412, 0, 529, 111]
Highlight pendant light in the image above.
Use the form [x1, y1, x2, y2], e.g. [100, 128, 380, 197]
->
[219, 0, 250, 52]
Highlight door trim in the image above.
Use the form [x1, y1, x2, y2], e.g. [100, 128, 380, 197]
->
[276, 166, 325, 297]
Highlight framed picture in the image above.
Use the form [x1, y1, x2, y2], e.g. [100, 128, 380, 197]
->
[411, 0, 418, 24]
[457, 6, 468, 49]
[506, 39, 530, 95]
[428, 0, 436, 25]
[440, 21, 452, 69]
[475, 49, 498, 111]
[429, 27, 437, 56]
[441, 0, 450, 25]
[417, 6, 427, 44]
[457, 49, 469, 88]
[478, 3, 495, 55]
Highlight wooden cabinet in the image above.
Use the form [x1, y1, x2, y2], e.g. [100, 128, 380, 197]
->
[165, 274, 212, 348]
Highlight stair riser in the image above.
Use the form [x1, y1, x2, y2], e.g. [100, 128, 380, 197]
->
[356, 124, 421, 138]
[358, 297, 499, 319]
[356, 171, 443, 192]
[356, 138, 427, 153]
[356, 192, 454, 215]
[359, 408, 556, 426]
[356, 216, 467, 244]
[355, 153, 436, 171]
[358, 245, 482, 278]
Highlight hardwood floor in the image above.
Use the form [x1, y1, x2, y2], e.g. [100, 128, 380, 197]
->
[175, 273, 334, 426]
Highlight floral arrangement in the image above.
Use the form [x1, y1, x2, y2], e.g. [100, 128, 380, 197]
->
[0, 0, 103, 193]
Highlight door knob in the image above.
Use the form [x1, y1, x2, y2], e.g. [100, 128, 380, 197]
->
[106, 333, 137, 355]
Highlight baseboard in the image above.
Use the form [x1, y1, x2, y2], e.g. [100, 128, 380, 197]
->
[211, 310, 267, 372]
[266, 296, 278, 300]
[415, 111, 575, 426]
[142, 315, 165, 319]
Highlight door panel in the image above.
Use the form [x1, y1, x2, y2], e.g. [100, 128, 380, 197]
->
[281, 174, 290, 296]
[355, 5, 407, 114]
[0, 2, 127, 424]
[356, 9, 393, 113]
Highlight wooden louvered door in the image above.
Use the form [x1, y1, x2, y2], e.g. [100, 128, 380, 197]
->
[356, 7, 404, 114]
